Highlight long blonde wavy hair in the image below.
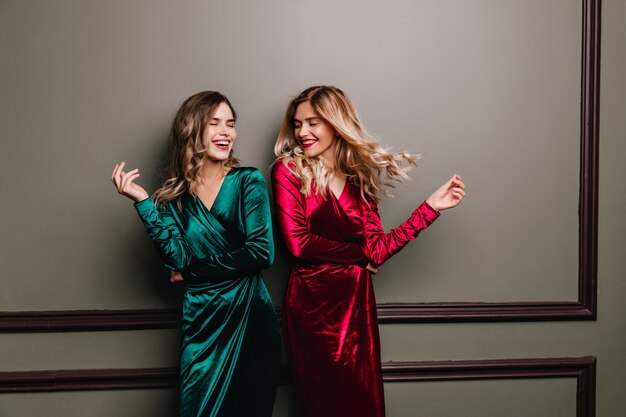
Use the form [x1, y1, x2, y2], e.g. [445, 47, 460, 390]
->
[274, 85, 417, 204]
[153, 91, 240, 207]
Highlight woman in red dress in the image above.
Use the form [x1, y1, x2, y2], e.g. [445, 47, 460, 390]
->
[271, 85, 466, 417]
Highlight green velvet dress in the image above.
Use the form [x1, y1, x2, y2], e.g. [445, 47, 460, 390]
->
[134, 167, 280, 417]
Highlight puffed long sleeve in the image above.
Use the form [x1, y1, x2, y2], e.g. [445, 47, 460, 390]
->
[134, 197, 193, 271]
[186, 169, 274, 277]
[362, 200, 440, 265]
[272, 161, 367, 264]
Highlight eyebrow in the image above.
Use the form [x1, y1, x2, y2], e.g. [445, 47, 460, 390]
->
[293, 117, 320, 123]
[210, 117, 235, 122]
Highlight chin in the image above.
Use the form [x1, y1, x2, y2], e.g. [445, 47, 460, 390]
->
[206, 150, 232, 161]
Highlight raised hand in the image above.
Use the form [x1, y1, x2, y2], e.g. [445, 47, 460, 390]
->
[111, 161, 150, 202]
[426, 174, 466, 212]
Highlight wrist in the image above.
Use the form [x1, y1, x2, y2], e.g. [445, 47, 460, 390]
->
[425, 198, 440, 212]
[133, 192, 150, 203]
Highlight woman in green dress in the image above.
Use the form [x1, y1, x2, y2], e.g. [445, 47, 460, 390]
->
[111, 91, 280, 417]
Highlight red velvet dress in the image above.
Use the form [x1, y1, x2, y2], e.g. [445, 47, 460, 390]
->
[271, 161, 440, 417]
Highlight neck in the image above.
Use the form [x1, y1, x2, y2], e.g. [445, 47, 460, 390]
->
[200, 160, 227, 184]
[320, 156, 335, 171]
[319, 145, 338, 172]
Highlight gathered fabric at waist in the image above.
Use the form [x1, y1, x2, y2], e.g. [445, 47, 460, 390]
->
[289, 263, 370, 285]
[184, 271, 261, 291]
[292, 262, 360, 273]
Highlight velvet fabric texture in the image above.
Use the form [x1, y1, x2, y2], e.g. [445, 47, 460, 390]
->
[272, 160, 439, 417]
[135, 167, 280, 417]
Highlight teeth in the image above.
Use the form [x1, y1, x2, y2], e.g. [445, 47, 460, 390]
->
[214, 141, 229, 146]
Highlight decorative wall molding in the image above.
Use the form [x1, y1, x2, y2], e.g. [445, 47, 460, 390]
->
[578, 0, 601, 319]
[0, 0, 601, 331]
[384, 357, 596, 417]
[381, 0, 600, 324]
[375, 301, 595, 323]
[0, 357, 596, 417]
[0, 300, 596, 332]
[0, 309, 182, 332]
[0, 368, 178, 393]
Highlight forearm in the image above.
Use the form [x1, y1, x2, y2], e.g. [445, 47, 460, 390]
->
[280, 225, 367, 264]
[134, 197, 192, 270]
[364, 200, 439, 265]
[186, 243, 273, 277]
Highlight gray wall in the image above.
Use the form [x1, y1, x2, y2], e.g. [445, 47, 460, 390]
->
[1, 0, 624, 416]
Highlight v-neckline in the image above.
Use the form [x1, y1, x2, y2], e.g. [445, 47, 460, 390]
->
[198, 169, 232, 213]
[330, 177, 348, 202]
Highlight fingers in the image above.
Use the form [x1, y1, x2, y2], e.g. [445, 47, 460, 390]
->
[120, 169, 140, 192]
[451, 175, 466, 199]
[112, 162, 141, 194]
[451, 187, 466, 198]
[112, 162, 149, 202]
[112, 161, 125, 179]
[111, 163, 120, 185]
[450, 174, 465, 190]
[439, 175, 463, 194]
[446, 174, 466, 206]
[111, 162, 127, 187]
[450, 184, 466, 205]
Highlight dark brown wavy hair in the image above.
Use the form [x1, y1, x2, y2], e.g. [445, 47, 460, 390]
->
[153, 91, 240, 206]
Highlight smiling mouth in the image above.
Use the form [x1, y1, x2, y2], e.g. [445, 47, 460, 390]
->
[300, 139, 317, 149]
[212, 140, 231, 150]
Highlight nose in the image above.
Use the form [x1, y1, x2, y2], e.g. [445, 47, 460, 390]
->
[219, 124, 230, 137]
[298, 125, 309, 137]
